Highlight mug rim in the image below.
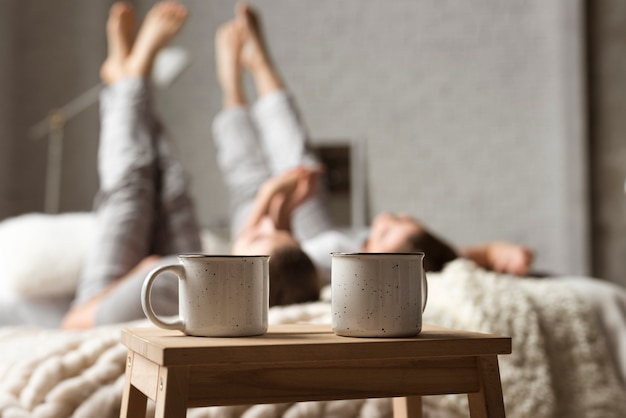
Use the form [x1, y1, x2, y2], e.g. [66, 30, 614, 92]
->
[330, 252, 424, 256]
[178, 253, 270, 259]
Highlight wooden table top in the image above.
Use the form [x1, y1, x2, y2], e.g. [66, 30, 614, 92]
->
[121, 324, 511, 366]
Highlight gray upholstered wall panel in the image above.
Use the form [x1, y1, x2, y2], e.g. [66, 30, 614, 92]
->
[157, 0, 588, 275]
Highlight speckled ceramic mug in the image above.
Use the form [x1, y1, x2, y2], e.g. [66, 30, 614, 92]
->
[331, 252, 428, 338]
[141, 254, 269, 337]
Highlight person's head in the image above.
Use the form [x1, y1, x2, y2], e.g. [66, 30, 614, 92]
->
[268, 245, 320, 306]
[232, 216, 320, 306]
[363, 212, 458, 272]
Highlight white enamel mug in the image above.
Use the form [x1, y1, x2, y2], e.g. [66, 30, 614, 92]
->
[141, 254, 269, 337]
[331, 252, 428, 337]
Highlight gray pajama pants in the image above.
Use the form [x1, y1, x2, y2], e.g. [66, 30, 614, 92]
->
[76, 78, 202, 325]
[79, 84, 334, 325]
[212, 91, 335, 242]
[81, 85, 335, 325]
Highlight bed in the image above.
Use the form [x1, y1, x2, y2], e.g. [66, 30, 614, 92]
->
[0, 213, 625, 418]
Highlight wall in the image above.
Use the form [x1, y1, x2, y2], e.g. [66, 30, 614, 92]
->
[0, 0, 16, 220]
[158, 0, 589, 276]
[588, 0, 626, 286]
[2, 0, 609, 280]
[7, 0, 108, 217]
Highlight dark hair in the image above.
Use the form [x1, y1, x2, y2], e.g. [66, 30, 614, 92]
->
[268, 245, 320, 306]
[409, 230, 459, 272]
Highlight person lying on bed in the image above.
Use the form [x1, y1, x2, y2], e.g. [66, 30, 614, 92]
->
[61, 2, 534, 330]
[211, 8, 626, 387]
[60, 2, 626, 388]
[60, 1, 327, 330]
[211, 3, 535, 285]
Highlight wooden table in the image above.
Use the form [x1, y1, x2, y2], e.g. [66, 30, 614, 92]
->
[120, 324, 511, 418]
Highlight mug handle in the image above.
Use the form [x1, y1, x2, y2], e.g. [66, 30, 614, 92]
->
[421, 272, 429, 313]
[141, 264, 185, 331]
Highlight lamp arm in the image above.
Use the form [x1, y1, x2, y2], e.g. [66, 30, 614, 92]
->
[29, 83, 103, 140]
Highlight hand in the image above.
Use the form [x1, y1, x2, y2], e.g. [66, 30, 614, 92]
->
[263, 165, 323, 213]
[286, 165, 324, 209]
[252, 165, 324, 232]
[485, 242, 534, 276]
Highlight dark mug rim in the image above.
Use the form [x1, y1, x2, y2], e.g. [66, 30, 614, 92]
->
[331, 252, 424, 256]
[178, 253, 270, 258]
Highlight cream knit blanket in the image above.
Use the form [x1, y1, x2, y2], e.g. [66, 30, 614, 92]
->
[0, 259, 624, 418]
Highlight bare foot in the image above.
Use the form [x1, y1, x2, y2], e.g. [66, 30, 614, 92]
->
[100, 2, 136, 85]
[126, 1, 188, 78]
[215, 20, 246, 108]
[237, 4, 269, 73]
[236, 3, 283, 96]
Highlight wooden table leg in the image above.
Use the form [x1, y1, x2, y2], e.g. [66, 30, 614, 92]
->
[120, 353, 148, 418]
[393, 396, 422, 418]
[154, 366, 190, 418]
[468, 356, 506, 417]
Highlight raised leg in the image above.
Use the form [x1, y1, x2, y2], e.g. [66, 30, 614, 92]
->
[77, 1, 189, 305]
[467, 356, 506, 417]
[240, 5, 335, 241]
[212, 17, 272, 239]
[393, 396, 422, 418]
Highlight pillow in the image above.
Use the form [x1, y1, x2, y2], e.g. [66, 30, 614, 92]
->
[0, 212, 231, 299]
[0, 212, 94, 298]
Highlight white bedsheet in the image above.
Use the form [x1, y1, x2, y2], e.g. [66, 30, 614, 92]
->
[0, 289, 71, 328]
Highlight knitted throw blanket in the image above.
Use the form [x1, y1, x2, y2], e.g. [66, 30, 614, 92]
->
[0, 259, 624, 418]
[421, 259, 626, 418]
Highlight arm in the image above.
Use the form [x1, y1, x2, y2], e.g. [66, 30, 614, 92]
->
[460, 241, 534, 276]
[239, 166, 323, 233]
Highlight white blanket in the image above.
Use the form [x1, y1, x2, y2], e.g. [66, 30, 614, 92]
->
[0, 259, 625, 418]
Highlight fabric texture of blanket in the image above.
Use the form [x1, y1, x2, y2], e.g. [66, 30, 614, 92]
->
[0, 259, 625, 418]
